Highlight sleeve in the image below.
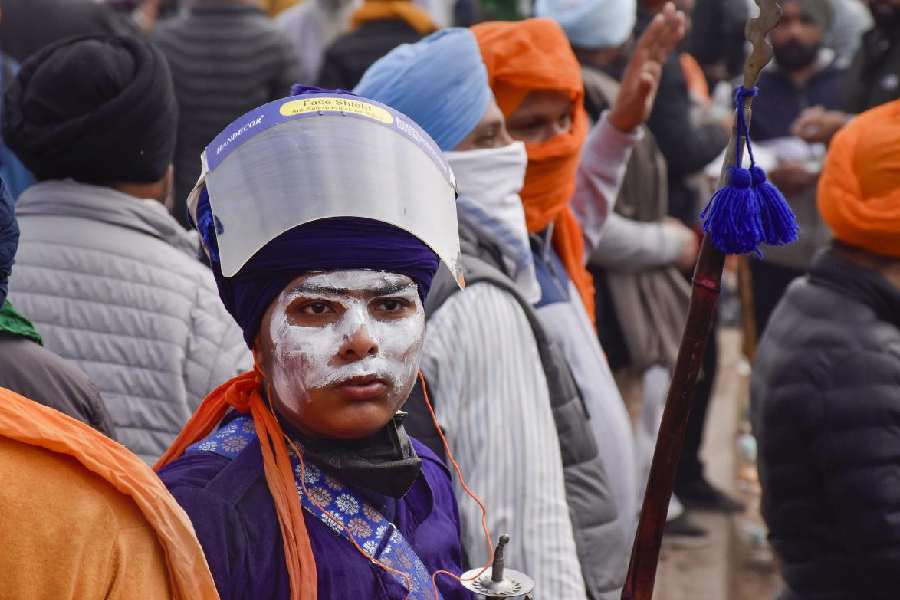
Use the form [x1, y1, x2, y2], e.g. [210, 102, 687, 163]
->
[812, 350, 900, 597]
[571, 113, 640, 255]
[589, 212, 683, 272]
[419, 284, 589, 600]
[646, 56, 730, 179]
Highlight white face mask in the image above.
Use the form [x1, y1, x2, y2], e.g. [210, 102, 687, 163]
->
[444, 142, 540, 302]
[267, 270, 425, 415]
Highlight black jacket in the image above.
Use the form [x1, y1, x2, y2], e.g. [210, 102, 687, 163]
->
[845, 26, 900, 113]
[751, 247, 900, 599]
[316, 20, 424, 91]
[753, 64, 846, 142]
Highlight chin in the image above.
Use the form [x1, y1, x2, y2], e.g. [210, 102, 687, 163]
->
[308, 401, 398, 440]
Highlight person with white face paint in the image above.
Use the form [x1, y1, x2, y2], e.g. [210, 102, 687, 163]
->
[357, 29, 626, 600]
[154, 87, 474, 600]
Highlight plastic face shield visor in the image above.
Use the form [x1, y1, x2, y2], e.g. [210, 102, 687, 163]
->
[187, 94, 463, 285]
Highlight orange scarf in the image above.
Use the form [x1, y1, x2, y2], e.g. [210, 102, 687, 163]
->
[473, 18, 596, 321]
[155, 370, 318, 600]
[350, 1, 437, 35]
[818, 99, 900, 258]
[0, 387, 219, 600]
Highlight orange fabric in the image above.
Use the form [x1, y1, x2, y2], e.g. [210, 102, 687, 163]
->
[817, 99, 900, 258]
[350, 1, 438, 35]
[473, 18, 596, 321]
[0, 387, 218, 600]
[155, 369, 318, 600]
[680, 53, 710, 104]
[0, 436, 173, 598]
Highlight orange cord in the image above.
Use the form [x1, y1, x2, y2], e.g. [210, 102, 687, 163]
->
[417, 371, 495, 600]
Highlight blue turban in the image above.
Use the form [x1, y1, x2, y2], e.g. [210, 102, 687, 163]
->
[0, 176, 18, 307]
[195, 190, 439, 348]
[535, 0, 636, 49]
[354, 28, 491, 152]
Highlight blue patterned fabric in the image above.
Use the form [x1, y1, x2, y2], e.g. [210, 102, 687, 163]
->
[186, 415, 442, 600]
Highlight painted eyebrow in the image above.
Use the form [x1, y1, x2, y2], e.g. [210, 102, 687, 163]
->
[289, 282, 415, 298]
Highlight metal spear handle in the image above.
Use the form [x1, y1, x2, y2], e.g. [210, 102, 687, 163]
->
[621, 3, 783, 599]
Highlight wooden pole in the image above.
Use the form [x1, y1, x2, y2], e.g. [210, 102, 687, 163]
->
[621, 3, 783, 598]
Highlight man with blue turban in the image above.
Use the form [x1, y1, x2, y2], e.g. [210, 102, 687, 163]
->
[357, 28, 639, 600]
[536, 0, 636, 52]
[156, 87, 472, 600]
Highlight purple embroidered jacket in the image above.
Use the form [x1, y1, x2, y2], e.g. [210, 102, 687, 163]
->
[159, 430, 473, 600]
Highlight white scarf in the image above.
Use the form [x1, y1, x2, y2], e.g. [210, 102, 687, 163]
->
[445, 142, 541, 303]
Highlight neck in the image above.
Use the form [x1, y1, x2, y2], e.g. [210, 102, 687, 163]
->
[786, 63, 818, 87]
[882, 264, 900, 292]
[112, 181, 166, 204]
[835, 243, 900, 291]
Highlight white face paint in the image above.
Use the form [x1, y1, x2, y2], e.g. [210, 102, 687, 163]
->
[267, 270, 425, 416]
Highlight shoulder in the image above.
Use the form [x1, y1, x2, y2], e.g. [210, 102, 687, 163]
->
[425, 282, 540, 369]
[159, 440, 265, 509]
[410, 437, 457, 507]
[0, 337, 110, 434]
[430, 282, 533, 336]
[0, 437, 166, 578]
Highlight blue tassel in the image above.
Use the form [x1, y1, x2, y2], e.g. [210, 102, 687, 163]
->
[750, 166, 799, 246]
[700, 166, 764, 255]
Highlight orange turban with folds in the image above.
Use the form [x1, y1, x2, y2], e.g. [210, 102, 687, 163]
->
[818, 99, 900, 258]
[473, 18, 596, 320]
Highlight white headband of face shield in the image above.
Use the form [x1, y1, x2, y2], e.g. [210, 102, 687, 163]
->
[187, 94, 463, 285]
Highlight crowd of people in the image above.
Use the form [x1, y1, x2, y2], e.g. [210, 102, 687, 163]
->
[0, 0, 897, 598]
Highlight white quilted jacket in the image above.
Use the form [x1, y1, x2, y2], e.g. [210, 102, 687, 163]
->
[9, 180, 251, 462]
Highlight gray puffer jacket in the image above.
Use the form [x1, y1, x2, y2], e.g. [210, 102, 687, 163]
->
[8, 180, 250, 462]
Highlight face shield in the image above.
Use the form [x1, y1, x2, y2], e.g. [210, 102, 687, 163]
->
[187, 92, 463, 286]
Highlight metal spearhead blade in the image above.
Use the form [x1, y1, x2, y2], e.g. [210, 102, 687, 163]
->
[460, 534, 535, 599]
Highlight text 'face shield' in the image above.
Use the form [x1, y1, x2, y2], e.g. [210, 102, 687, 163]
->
[190, 94, 462, 284]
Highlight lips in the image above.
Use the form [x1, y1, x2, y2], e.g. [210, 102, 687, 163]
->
[333, 374, 389, 401]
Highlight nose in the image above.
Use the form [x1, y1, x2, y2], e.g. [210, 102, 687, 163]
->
[338, 324, 379, 362]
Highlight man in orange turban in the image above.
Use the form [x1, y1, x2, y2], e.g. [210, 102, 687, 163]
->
[473, 2, 685, 565]
[752, 99, 900, 600]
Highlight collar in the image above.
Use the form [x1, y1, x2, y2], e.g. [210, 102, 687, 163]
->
[0, 300, 42, 344]
[809, 247, 900, 330]
[767, 47, 838, 83]
[283, 413, 422, 499]
[15, 180, 198, 259]
[530, 223, 556, 263]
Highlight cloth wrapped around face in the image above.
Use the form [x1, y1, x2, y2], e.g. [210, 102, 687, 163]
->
[473, 18, 597, 321]
[158, 88, 462, 600]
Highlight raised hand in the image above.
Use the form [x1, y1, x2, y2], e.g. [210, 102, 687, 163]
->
[608, 2, 686, 133]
